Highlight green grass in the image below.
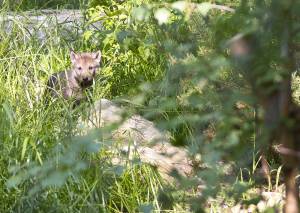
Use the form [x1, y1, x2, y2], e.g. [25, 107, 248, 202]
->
[0, 7, 172, 212]
[0, 1, 292, 212]
[1, 0, 86, 10]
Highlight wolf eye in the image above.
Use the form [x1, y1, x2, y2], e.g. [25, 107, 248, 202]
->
[78, 67, 82, 70]
[88, 66, 93, 70]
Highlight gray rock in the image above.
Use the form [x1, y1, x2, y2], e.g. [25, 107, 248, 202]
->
[78, 99, 193, 181]
[0, 9, 102, 42]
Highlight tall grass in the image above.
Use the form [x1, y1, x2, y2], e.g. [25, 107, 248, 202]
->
[0, 7, 172, 212]
[0, 1, 292, 212]
[1, 0, 86, 11]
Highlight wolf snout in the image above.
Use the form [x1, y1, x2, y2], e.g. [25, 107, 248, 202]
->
[79, 77, 93, 88]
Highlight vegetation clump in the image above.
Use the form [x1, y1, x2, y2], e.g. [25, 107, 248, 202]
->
[1, 0, 300, 212]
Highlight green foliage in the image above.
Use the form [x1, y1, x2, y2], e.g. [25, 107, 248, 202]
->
[0, 3, 165, 212]
[85, 0, 166, 98]
[1, 0, 300, 212]
[90, 0, 299, 211]
[1, 0, 85, 10]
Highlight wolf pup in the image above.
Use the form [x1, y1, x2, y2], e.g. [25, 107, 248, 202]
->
[46, 50, 101, 105]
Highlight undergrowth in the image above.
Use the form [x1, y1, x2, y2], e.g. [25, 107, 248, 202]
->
[0, 4, 170, 213]
[0, 0, 296, 212]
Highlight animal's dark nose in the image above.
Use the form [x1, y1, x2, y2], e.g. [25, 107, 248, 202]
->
[83, 77, 88, 82]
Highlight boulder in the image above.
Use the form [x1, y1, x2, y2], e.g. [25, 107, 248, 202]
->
[78, 99, 193, 181]
[0, 9, 102, 42]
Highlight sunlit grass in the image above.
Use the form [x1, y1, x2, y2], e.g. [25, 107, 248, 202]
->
[0, 7, 168, 212]
[0, 1, 292, 212]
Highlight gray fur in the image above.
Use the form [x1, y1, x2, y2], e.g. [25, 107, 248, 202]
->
[45, 51, 101, 105]
[46, 70, 85, 102]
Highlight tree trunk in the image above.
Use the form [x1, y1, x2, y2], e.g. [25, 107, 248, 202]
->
[229, 4, 300, 209]
[285, 167, 299, 213]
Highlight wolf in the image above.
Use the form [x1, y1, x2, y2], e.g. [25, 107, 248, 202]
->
[45, 50, 101, 105]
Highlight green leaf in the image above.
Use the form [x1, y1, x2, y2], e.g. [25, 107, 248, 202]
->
[132, 6, 150, 21]
[83, 30, 94, 41]
[171, 1, 187, 12]
[139, 204, 154, 213]
[2, 102, 15, 126]
[41, 171, 69, 187]
[8, 165, 21, 174]
[197, 3, 213, 16]
[21, 137, 29, 161]
[154, 8, 171, 25]
[111, 165, 124, 176]
[226, 131, 240, 147]
[86, 142, 101, 153]
[6, 175, 22, 188]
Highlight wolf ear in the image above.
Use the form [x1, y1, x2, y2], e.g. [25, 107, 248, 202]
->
[93, 51, 101, 64]
[70, 50, 78, 64]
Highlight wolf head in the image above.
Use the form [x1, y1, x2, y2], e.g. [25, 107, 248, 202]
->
[70, 50, 101, 88]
